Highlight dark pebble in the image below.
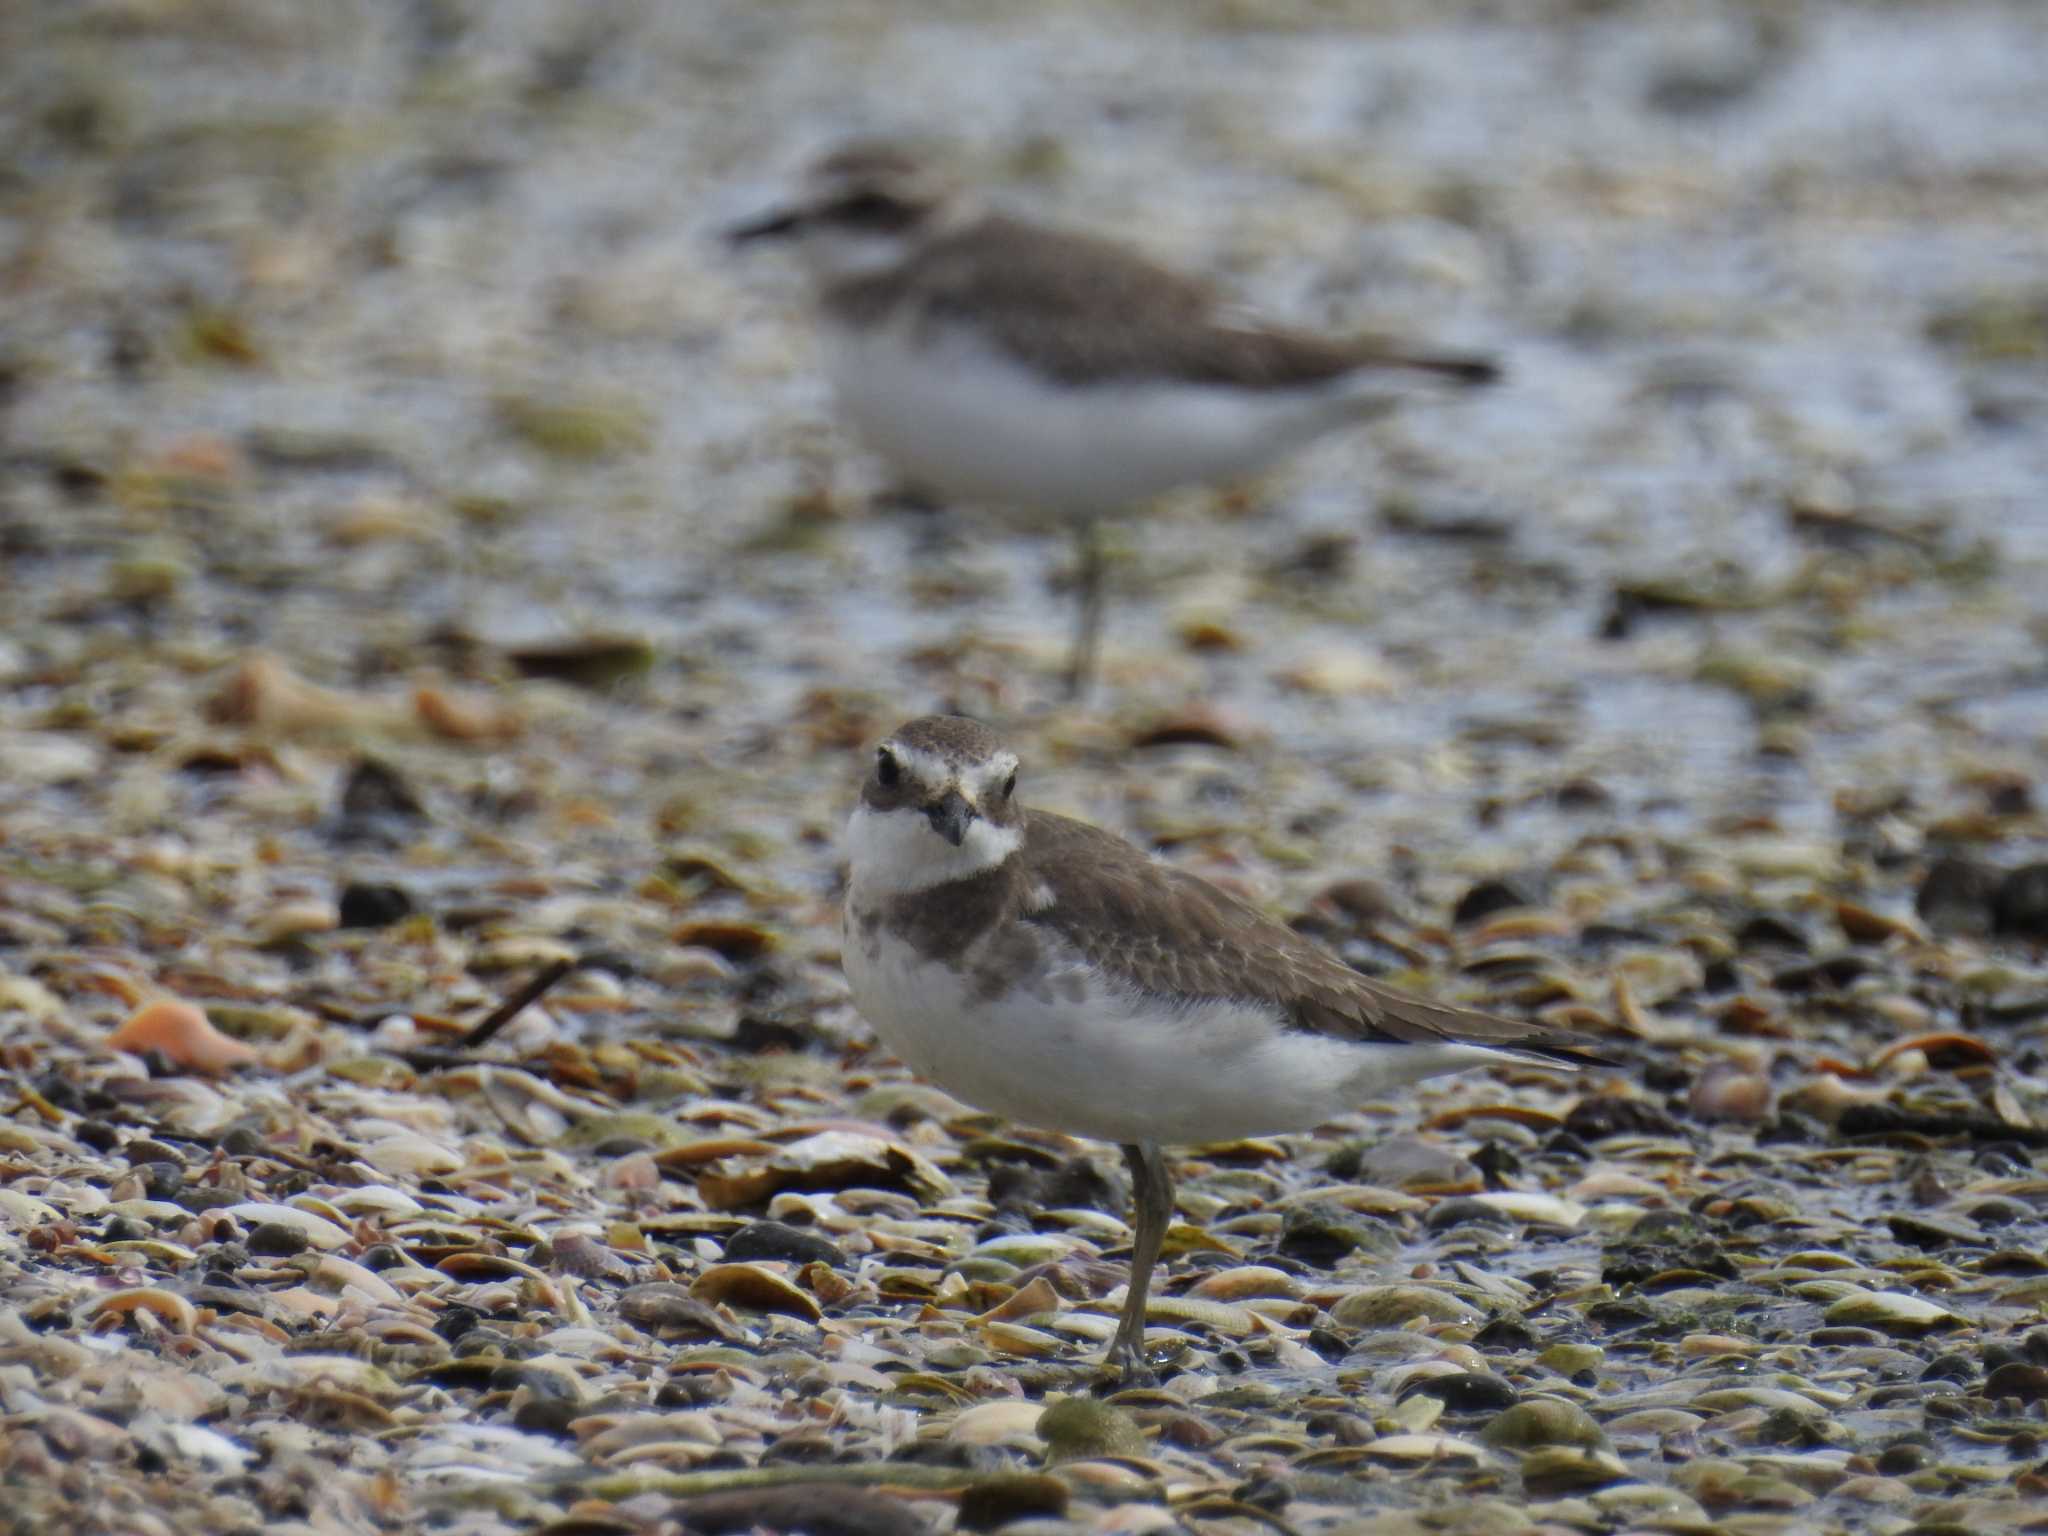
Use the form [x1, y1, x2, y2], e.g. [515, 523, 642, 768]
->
[1471, 1314, 1538, 1350]
[1916, 855, 2001, 937]
[1583, 1297, 1666, 1333]
[32, 1073, 83, 1113]
[1995, 863, 2048, 940]
[133, 1161, 184, 1201]
[1396, 1371, 1520, 1413]
[457, 1326, 535, 1359]
[1888, 1211, 1988, 1250]
[1471, 1141, 1521, 1183]
[1964, 1196, 2032, 1227]
[1985, 1362, 2048, 1404]
[244, 1221, 309, 1257]
[1304, 1327, 1350, 1361]
[1563, 1095, 1683, 1140]
[338, 757, 425, 820]
[1603, 1239, 1739, 1287]
[987, 1152, 1127, 1216]
[1452, 877, 1541, 926]
[655, 1374, 732, 1408]
[218, 1126, 266, 1157]
[1985, 777, 2034, 816]
[1756, 1406, 1829, 1447]
[1305, 1410, 1377, 1444]
[1278, 1202, 1401, 1266]
[75, 1120, 120, 1153]
[1624, 1209, 1712, 1243]
[176, 1187, 242, 1214]
[1231, 1474, 1293, 1513]
[956, 1474, 1069, 1533]
[201, 1244, 248, 1275]
[1770, 953, 1872, 991]
[1735, 914, 1809, 952]
[1425, 1197, 1519, 1232]
[1640, 1059, 1690, 1093]
[1552, 777, 1613, 811]
[509, 1393, 581, 1437]
[1876, 1442, 1931, 1475]
[1540, 1130, 1592, 1161]
[1756, 1112, 1823, 1145]
[433, 1304, 484, 1344]
[887, 1438, 1006, 1471]
[729, 1014, 815, 1053]
[1919, 1352, 1977, 1383]
[723, 1219, 846, 1268]
[1973, 1143, 2038, 1177]
[758, 1434, 843, 1466]
[337, 880, 415, 928]
[1036, 1154, 1125, 1213]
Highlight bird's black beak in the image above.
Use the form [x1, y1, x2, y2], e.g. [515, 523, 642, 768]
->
[726, 207, 806, 245]
[926, 789, 976, 848]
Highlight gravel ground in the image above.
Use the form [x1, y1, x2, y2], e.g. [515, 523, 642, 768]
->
[3, 2, 2048, 1533]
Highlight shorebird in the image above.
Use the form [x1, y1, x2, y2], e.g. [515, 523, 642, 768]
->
[841, 715, 1608, 1378]
[731, 141, 1498, 696]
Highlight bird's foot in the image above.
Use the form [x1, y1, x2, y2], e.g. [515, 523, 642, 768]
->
[1097, 1332, 1168, 1388]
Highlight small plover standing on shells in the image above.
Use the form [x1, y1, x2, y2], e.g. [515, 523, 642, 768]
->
[732, 141, 1499, 696]
[841, 715, 1609, 1379]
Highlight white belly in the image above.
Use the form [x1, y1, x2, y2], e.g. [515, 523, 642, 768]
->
[842, 902, 1498, 1146]
[823, 322, 1362, 519]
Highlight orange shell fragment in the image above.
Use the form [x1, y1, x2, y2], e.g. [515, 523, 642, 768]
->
[105, 999, 259, 1073]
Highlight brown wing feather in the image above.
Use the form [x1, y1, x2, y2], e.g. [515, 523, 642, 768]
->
[1021, 810, 1609, 1065]
[833, 216, 1499, 391]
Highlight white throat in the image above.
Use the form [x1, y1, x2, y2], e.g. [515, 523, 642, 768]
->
[847, 803, 1020, 896]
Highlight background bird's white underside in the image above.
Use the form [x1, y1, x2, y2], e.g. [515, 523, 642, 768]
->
[825, 321, 1417, 519]
[844, 902, 1518, 1145]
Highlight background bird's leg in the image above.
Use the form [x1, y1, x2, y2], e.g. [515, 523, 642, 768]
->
[1064, 518, 1106, 699]
[1108, 1141, 1172, 1379]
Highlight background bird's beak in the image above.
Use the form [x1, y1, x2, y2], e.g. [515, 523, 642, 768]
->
[726, 206, 806, 244]
[925, 789, 976, 847]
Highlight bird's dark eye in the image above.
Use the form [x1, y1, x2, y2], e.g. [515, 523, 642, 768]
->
[876, 748, 900, 788]
[1001, 771, 1017, 801]
[831, 191, 912, 229]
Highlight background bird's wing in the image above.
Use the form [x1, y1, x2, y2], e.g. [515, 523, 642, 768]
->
[907, 220, 1469, 391]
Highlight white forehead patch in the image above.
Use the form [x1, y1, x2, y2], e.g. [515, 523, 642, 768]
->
[972, 751, 1019, 801]
[881, 741, 954, 789]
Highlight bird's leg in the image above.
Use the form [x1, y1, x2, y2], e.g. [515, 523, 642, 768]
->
[1063, 519, 1106, 700]
[1107, 1141, 1172, 1381]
